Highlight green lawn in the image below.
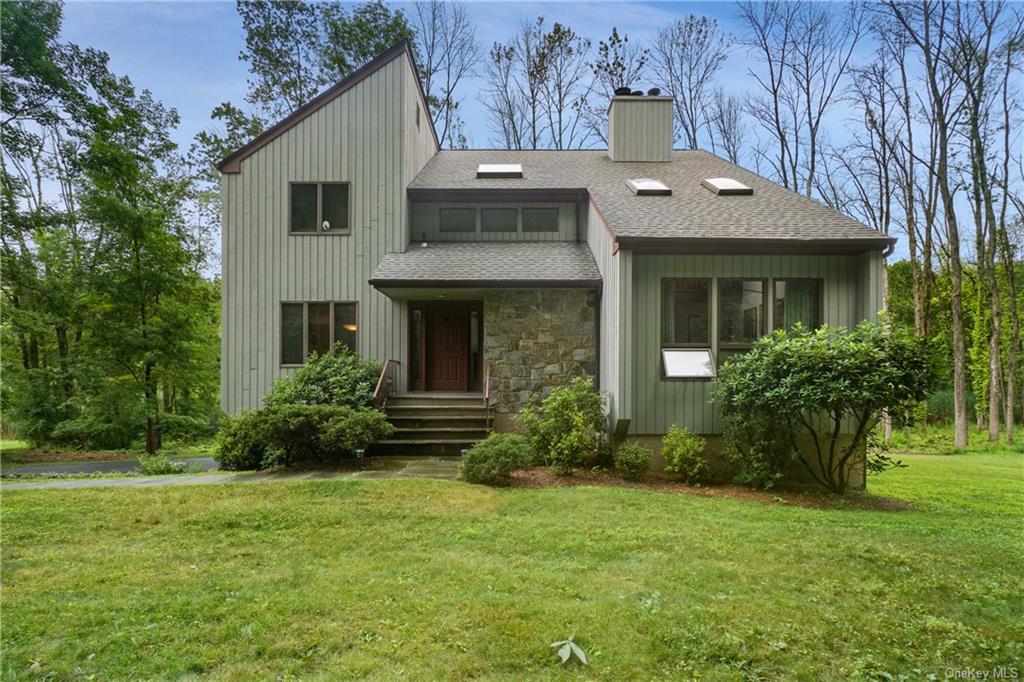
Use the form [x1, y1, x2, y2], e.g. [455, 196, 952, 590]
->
[2, 451, 1021, 679]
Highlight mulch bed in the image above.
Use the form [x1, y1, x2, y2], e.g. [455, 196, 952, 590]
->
[508, 466, 914, 511]
[2, 449, 140, 464]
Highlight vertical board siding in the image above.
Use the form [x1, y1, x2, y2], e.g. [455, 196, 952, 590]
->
[607, 97, 673, 162]
[221, 55, 437, 414]
[584, 202, 620, 423]
[627, 252, 881, 435]
[410, 202, 577, 242]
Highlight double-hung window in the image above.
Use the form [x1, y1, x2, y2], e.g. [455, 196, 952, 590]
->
[281, 302, 358, 365]
[290, 182, 350, 234]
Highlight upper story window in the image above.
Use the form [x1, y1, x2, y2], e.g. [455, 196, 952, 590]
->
[439, 207, 476, 232]
[281, 301, 358, 365]
[290, 182, 350, 234]
[774, 279, 823, 331]
[481, 207, 518, 232]
[522, 207, 559, 232]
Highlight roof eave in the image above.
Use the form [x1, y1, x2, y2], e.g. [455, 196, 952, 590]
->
[369, 278, 602, 289]
[613, 236, 896, 255]
[218, 40, 438, 173]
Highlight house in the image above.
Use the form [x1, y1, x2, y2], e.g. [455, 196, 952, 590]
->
[218, 41, 892, 477]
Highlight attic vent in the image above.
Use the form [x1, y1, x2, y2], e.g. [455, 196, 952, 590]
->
[626, 178, 671, 196]
[701, 177, 753, 195]
[477, 164, 522, 178]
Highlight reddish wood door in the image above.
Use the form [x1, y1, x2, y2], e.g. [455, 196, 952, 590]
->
[427, 304, 469, 391]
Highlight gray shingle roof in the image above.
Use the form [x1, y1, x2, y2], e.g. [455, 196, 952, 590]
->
[370, 242, 601, 285]
[410, 150, 892, 245]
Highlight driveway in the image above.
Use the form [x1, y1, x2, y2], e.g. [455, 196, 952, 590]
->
[1, 456, 462, 491]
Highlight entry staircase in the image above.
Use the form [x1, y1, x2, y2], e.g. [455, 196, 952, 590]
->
[370, 361, 492, 456]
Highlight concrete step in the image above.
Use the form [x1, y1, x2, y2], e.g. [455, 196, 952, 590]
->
[385, 405, 489, 418]
[387, 394, 485, 407]
[387, 427, 490, 441]
[389, 415, 489, 429]
[370, 440, 478, 457]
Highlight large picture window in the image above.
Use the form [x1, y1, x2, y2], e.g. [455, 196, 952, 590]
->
[661, 279, 710, 345]
[774, 279, 823, 331]
[281, 302, 358, 365]
[290, 182, 350, 234]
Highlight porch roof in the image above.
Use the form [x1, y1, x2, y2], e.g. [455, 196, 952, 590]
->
[369, 242, 602, 289]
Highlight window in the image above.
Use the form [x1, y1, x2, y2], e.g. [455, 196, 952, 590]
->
[481, 207, 518, 232]
[281, 302, 358, 365]
[774, 279, 823, 331]
[290, 182, 350, 234]
[719, 279, 766, 364]
[662, 348, 716, 379]
[701, 177, 753, 195]
[661, 279, 710, 345]
[522, 207, 559, 232]
[477, 164, 523, 178]
[439, 207, 476, 232]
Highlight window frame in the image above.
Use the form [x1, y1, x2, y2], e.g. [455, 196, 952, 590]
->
[773, 278, 824, 331]
[438, 207, 478, 233]
[280, 301, 359, 366]
[288, 182, 351, 235]
[660, 277, 712, 349]
[521, 207, 560, 233]
[717, 278, 768, 352]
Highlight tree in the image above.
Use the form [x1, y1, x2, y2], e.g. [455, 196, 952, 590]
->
[584, 28, 648, 143]
[652, 15, 730, 150]
[716, 324, 935, 494]
[709, 90, 746, 164]
[413, 0, 480, 148]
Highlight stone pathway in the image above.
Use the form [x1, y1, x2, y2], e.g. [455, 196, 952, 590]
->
[1, 457, 462, 491]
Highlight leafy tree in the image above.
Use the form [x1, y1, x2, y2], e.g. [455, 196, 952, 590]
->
[716, 323, 935, 493]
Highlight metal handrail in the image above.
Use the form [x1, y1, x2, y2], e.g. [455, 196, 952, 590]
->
[373, 359, 399, 408]
[483, 361, 491, 430]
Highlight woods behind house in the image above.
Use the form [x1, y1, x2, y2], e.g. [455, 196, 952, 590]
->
[3, 0, 1022, 452]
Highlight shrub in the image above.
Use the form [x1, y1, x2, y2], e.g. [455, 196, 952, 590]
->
[138, 455, 186, 475]
[263, 345, 381, 409]
[662, 426, 709, 483]
[216, 404, 393, 470]
[715, 322, 935, 493]
[720, 413, 793, 489]
[460, 433, 530, 485]
[518, 377, 606, 475]
[614, 441, 652, 480]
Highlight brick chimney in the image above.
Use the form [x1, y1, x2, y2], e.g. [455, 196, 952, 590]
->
[607, 95, 673, 162]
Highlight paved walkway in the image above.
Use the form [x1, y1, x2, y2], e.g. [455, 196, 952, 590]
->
[1, 457, 462, 491]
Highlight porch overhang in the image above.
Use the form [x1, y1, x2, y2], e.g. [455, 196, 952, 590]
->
[369, 242, 602, 299]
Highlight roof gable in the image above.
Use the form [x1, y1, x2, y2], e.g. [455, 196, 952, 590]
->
[218, 40, 438, 173]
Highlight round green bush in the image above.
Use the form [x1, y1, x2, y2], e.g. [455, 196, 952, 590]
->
[614, 440, 652, 481]
[263, 346, 381, 409]
[517, 377, 606, 475]
[662, 425, 709, 483]
[460, 433, 530, 485]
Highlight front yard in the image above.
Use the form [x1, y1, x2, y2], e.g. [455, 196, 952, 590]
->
[2, 449, 1021, 679]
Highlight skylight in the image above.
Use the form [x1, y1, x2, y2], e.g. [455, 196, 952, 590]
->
[701, 177, 753, 195]
[626, 178, 671, 196]
[477, 164, 523, 178]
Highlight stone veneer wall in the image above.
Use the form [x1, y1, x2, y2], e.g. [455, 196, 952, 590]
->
[483, 289, 598, 421]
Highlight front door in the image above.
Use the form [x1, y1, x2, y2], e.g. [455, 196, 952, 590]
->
[408, 301, 483, 392]
[428, 304, 469, 391]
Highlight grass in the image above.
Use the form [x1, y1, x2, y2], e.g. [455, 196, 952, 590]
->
[885, 422, 1024, 455]
[2, 451, 1021, 679]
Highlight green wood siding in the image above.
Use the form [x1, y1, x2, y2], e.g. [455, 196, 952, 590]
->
[585, 201, 620, 422]
[221, 54, 437, 414]
[410, 202, 577, 242]
[625, 252, 883, 435]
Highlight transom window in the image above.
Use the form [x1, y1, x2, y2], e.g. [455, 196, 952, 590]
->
[290, 183, 350, 234]
[522, 207, 559, 232]
[439, 207, 476, 232]
[481, 207, 518, 232]
[281, 302, 358, 365]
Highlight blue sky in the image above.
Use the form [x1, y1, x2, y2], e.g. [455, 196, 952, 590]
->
[60, 1, 755, 149]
